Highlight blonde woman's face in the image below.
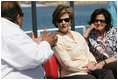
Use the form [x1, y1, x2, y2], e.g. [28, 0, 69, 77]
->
[57, 13, 71, 34]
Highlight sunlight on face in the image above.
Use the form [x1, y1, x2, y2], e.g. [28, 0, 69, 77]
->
[57, 13, 71, 34]
[94, 14, 106, 32]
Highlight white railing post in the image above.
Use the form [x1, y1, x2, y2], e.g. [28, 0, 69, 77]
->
[83, 26, 86, 33]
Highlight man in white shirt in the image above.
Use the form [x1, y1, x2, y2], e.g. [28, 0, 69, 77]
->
[1, 1, 57, 79]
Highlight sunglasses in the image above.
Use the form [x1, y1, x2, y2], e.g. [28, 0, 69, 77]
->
[94, 19, 106, 24]
[57, 18, 70, 23]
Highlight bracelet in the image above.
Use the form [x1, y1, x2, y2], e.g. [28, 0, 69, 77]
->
[104, 60, 107, 65]
[91, 61, 97, 66]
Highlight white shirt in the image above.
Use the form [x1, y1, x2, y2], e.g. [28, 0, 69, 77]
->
[1, 18, 53, 79]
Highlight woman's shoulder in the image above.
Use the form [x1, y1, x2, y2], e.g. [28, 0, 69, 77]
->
[56, 32, 65, 42]
[107, 27, 117, 34]
[110, 27, 117, 32]
[56, 32, 64, 37]
[70, 30, 81, 36]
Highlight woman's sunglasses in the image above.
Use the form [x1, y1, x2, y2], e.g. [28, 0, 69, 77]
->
[94, 19, 106, 24]
[57, 18, 70, 23]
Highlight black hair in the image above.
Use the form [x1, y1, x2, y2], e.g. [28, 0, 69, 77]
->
[88, 8, 112, 32]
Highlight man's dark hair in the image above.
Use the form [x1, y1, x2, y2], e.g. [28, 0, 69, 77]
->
[1, 1, 23, 22]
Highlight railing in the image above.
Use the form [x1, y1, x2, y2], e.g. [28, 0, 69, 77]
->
[25, 25, 89, 36]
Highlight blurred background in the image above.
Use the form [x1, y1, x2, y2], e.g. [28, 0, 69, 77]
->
[18, 1, 116, 35]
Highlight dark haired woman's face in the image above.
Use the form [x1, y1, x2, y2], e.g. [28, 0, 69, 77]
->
[94, 14, 106, 32]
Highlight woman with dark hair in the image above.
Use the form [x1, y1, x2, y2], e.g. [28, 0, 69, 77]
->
[83, 8, 117, 78]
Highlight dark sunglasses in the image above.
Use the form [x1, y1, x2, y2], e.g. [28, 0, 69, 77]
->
[57, 18, 70, 23]
[94, 19, 106, 24]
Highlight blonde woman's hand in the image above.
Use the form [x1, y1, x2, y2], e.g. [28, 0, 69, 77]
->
[82, 62, 96, 73]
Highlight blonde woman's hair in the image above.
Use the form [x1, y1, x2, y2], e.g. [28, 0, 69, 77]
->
[52, 5, 74, 28]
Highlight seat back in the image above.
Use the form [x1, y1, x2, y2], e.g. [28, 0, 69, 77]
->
[44, 55, 59, 79]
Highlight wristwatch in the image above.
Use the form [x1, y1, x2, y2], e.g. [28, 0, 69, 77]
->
[104, 60, 107, 65]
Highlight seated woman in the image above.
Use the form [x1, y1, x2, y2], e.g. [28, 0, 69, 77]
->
[52, 5, 114, 79]
[83, 8, 117, 78]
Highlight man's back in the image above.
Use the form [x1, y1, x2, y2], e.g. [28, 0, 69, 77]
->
[1, 18, 53, 79]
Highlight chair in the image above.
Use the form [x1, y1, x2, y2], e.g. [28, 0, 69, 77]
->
[44, 55, 59, 79]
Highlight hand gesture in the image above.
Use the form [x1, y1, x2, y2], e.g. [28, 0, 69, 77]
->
[42, 30, 58, 47]
[89, 23, 97, 30]
[83, 23, 97, 39]
[31, 32, 42, 44]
